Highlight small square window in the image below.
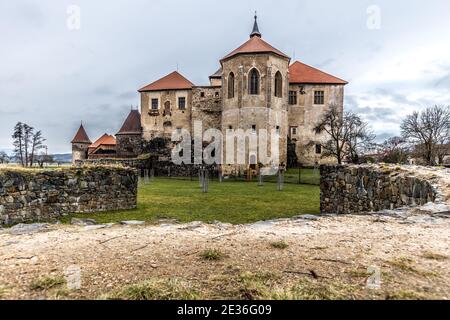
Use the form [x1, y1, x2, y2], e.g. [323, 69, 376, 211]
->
[151, 98, 159, 110]
[315, 144, 322, 154]
[290, 126, 298, 135]
[200, 92, 205, 98]
[228, 125, 233, 130]
[178, 97, 186, 110]
[314, 91, 325, 105]
[215, 91, 220, 97]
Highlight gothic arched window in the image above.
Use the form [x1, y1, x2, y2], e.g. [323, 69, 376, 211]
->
[274, 71, 283, 98]
[249, 68, 260, 95]
[228, 72, 235, 99]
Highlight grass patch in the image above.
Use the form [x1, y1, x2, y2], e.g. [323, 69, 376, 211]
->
[386, 290, 427, 300]
[105, 278, 199, 300]
[0, 286, 7, 298]
[271, 278, 357, 300]
[30, 275, 66, 291]
[63, 177, 320, 225]
[422, 252, 448, 261]
[387, 257, 438, 277]
[345, 269, 371, 278]
[200, 249, 224, 261]
[270, 241, 289, 249]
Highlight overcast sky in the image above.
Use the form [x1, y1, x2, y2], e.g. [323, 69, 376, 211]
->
[1, 0, 450, 154]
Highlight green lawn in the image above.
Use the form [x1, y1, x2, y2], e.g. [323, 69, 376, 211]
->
[64, 178, 320, 225]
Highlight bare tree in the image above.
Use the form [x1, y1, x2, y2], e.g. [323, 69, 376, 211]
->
[0, 151, 10, 164]
[11, 122, 46, 167]
[379, 136, 409, 164]
[401, 105, 450, 165]
[29, 130, 45, 167]
[311, 105, 375, 164]
[35, 152, 54, 168]
[12, 122, 25, 166]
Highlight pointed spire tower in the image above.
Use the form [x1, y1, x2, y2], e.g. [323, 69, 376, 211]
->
[250, 12, 261, 38]
[71, 123, 92, 163]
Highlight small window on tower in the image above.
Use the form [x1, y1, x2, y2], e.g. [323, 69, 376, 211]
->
[151, 99, 159, 110]
[200, 92, 205, 98]
[178, 97, 186, 110]
[290, 126, 298, 135]
[315, 144, 322, 154]
[289, 91, 297, 105]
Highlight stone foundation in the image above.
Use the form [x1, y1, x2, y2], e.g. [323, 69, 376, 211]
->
[0, 166, 138, 225]
[320, 164, 439, 214]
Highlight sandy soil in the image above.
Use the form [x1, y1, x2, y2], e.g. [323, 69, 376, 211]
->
[1, 211, 449, 300]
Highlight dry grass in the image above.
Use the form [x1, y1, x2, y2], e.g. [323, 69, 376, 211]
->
[422, 251, 448, 261]
[386, 290, 427, 300]
[270, 241, 289, 249]
[200, 248, 225, 261]
[30, 275, 66, 291]
[105, 278, 199, 300]
[387, 257, 438, 277]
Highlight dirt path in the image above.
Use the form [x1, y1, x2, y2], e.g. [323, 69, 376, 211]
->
[0, 212, 449, 300]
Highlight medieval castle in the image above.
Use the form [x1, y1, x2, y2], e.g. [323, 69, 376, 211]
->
[71, 16, 347, 171]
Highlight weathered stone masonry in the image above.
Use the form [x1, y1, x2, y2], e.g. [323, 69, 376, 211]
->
[0, 166, 138, 225]
[320, 165, 437, 214]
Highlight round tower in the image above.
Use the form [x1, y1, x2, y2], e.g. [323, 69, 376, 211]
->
[116, 109, 143, 158]
[71, 123, 91, 164]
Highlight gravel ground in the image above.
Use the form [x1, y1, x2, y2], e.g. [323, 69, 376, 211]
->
[1, 211, 449, 300]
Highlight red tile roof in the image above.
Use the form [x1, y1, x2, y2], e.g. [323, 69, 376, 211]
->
[138, 71, 194, 92]
[89, 134, 116, 149]
[71, 124, 91, 144]
[222, 36, 290, 61]
[117, 110, 142, 135]
[289, 61, 348, 85]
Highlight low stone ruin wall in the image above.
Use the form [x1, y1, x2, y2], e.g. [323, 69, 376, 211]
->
[0, 166, 138, 225]
[76, 158, 219, 178]
[320, 165, 438, 214]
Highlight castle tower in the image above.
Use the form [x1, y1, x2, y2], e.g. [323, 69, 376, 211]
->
[116, 109, 143, 158]
[220, 14, 290, 172]
[71, 123, 91, 163]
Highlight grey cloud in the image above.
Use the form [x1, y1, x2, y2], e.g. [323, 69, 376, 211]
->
[1, 0, 450, 153]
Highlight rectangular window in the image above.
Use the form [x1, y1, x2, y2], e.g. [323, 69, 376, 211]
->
[290, 126, 298, 135]
[289, 91, 297, 105]
[178, 97, 186, 110]
[315, 144, 322, 154]
[251, 125, 257, 133]
[314, 91, 325, 105]
[151, 98, 159, 110]
[228, 125, 233, 130]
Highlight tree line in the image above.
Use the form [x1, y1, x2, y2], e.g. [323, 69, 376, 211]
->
[310, 105, 449, 166]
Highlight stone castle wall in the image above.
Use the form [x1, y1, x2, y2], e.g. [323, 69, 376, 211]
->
[0, 166, 138, 225]
[320, 165, 437, 214]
